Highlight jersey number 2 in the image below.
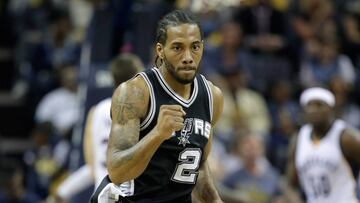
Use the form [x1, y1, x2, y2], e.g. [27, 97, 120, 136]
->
[171, 148, 202, 184]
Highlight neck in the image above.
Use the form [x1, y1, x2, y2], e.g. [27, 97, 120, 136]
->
[159, 66, 192, 99]
[312, 119, 334, 139]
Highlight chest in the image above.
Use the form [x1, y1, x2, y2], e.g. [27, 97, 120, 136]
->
[296, 139, 342, 175]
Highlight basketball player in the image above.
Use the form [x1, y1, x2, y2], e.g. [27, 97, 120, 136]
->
[286, 87, 360, 203]
[54, 54, 144, 202]
[91, 10, 224, 203]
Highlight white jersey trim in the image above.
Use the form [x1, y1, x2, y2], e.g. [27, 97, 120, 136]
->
[138, 72, 156, 131]
[200, 74, 213, 122]
[152, 68, 198, 108]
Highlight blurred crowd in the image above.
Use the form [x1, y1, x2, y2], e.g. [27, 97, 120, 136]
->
[0, 0, 360, 202]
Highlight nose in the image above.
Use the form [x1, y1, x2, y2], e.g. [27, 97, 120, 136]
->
[182, 49, 193, 65]
[306, 103, 318, 114]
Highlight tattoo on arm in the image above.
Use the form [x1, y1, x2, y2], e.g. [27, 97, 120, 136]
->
[112, 83, 145, 125]
[109, 120, 140, 163]
[108, 82, 146, 165]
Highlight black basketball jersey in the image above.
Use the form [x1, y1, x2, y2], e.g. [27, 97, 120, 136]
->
[121, 67, 214, 202]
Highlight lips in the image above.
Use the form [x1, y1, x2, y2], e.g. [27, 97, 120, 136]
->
[178, 67, 196, 71]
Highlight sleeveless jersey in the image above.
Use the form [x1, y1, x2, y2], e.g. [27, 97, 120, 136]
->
[295, 119, 358, 203]
[118, 68, 213, 202]
[91, 98, 112, 188]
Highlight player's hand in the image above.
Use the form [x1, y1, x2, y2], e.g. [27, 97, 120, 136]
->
[156, 105, 185, 140]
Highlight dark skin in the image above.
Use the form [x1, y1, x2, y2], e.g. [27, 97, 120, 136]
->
[106, 23, 224, 203]
[286, 100, 360, 202]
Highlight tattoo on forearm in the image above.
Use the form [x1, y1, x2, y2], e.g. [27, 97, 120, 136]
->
[109, 119, 140, 167]
[113, 119, 140, 148]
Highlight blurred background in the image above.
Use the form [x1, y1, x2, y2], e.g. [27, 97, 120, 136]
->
[0, 0, 360, 202]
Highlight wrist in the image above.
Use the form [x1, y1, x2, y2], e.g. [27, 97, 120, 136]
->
[152, 126, 171, 141]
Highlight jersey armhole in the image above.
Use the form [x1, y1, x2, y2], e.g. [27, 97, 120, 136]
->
[200, 75, 213, 123]
[137, 72, 156, 131]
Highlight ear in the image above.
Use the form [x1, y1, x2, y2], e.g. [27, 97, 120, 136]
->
[156, 42, 164, 59]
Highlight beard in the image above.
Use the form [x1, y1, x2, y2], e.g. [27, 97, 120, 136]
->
[163, 56, 198, 85]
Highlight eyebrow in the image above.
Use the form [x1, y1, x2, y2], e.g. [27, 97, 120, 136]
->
[171, 42, 183, 46]
[170, 40, 202, 45]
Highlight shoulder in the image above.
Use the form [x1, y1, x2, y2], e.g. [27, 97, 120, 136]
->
[111, 75, 150, 122]
[341, 126, 360, 146]
[340, 125, 360, 162]
[112, 74, 149, 102]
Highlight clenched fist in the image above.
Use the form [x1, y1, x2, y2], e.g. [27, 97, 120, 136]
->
[155, 105, 186, 140]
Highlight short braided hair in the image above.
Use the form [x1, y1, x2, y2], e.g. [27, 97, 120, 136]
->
[155, 10, 203, 67]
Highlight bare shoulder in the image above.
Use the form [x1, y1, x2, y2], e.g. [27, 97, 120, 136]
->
[206, 80, 223, 125]
[111, 75, 149, 125]
[341, 126, 360, 147]
[341, 126, 360, 163]
[344, 126, 360, 137]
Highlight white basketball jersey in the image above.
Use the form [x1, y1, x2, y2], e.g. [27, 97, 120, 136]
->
[295, 119, 358, 203]
[91, 98, 112, 188]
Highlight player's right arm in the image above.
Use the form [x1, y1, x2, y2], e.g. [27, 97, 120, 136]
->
[106, 76, 185, 185]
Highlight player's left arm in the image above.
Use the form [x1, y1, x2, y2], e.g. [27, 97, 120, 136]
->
[341, 127, 360, 164]
[192, 81, 223, 203]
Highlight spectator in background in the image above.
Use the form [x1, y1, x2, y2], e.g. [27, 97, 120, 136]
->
[216, 68, 271, 142]
[291, 0, 338, 43]
[209, 68, 271, 182]
[47, 9, 81, 69]
[20, 7, 80, 71]
[0, 159, 41, 203]
[233, 0, 288, 55]
[299, 38, 356, 88]
[290, 0, 339, 74]
[330, 77, 360, 129]
[15, 7, 81, 107]
[35, 65, 79, 137]
[201, 21, 250, 79]
[341, 12, 360, 68]
[267, 80, 300, 173]
[232, 0, 292, 93]
[219, 134, 283, 203]
[23, 122, 63, 200]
